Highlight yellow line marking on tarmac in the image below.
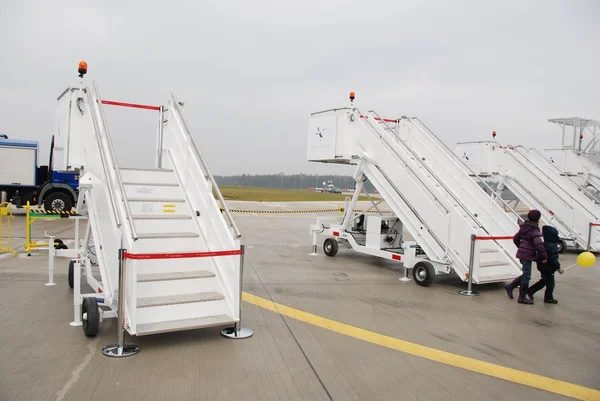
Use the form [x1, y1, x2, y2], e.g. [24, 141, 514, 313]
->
[242, 292, 600, 401]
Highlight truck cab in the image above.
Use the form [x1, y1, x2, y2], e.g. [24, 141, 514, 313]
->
[0, 134, 79, 211]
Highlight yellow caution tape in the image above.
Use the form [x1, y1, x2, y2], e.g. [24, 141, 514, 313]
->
[218, 207, 392, 215]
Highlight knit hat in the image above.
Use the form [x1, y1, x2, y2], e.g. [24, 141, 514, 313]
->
[527, 209, 541, 222]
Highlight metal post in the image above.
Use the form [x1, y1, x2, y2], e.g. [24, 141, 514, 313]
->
[399, 241, 413, 282]
[399, 266, 412, 282]
[459, 234, 480, 296]
[222, 245, 253, 339]
[310, 229, 318, 256]
[102, 249, 140, 357]
[70, 261, 82, 326]
[45, 234, 56, 286]
[587, 222, 593, 252]
[25, 202, 32, 255]
[156, 106, 164, 169]
[74, 218, 80, 256]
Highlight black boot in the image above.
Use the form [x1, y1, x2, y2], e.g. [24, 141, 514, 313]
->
[518, 283, 534, 304]
[505, 276, 522, 300]
[527, 279, 546, 301]
[544, 275, 557, 304]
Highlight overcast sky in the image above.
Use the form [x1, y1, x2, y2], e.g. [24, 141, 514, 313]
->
[1, 0, 599, 176]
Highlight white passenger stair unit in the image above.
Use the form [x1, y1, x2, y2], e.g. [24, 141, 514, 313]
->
[543, 117, 600, 203]
[69, 80, 247, 344]
[456, 141, 600, 252]
[307, 96, 523, 287]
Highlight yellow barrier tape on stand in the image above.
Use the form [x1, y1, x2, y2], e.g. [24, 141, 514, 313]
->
[0, 202, 16, 256]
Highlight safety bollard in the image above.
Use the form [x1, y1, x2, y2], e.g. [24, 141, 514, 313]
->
[45, 233, 57, 286]
[222, 245, 254, 339]
[70, 260, 82, 326]
[459, 234, 480, 297]
[102, 249, 140, 357]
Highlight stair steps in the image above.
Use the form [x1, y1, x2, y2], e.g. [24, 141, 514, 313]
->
[136, 315, 234, 336]
[137, 270, 215, 282]
[137, 292, 225, 308]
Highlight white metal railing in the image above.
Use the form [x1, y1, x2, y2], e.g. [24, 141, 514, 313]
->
[169, 93, 241, 240]
[506, 146, 599, 220]
[85, 88, 121, 230]
[371, 114, 520, 270]
[358, 110, 450, 214]
[355, 108, 457, 262]
[163, 98, 240, 318]
[91, 82, 138, 241]
[406, 117, 524, 224]
[529, 148, 600, 203]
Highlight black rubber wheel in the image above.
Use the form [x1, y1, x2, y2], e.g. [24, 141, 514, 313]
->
[44, 192, 73, 212]
[54, 239, 64, 245]
[55, 243, 68, 250]
[82, 297, 100, 337]
[68, 260, 74, 289]
[557, 240, 566, 254]
[323, 238, 339, 257]
[412, 261, 436, 287]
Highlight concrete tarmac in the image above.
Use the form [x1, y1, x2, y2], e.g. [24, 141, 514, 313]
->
[0, 201, 599, 401]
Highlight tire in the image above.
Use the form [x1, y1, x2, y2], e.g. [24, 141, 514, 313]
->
[44, 192, 73, 212]
[82, 297, 100, 337]
[323, 238, 339, 257]
[557, 240, 566, 254]
[412, 261, 436, 287]
[68, 260, 74, 289]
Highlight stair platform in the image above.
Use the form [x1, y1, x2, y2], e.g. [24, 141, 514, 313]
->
[136, 232, 200, 239]
[137, 270, 216, 282]
[137, 292, 225, 308]
[135, 314, 234, 336]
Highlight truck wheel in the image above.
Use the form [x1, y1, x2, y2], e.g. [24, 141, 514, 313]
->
[82, 297, 100, 337]
[557, 240, 566, 254]
[44, 192, 72, 212]
[68, 260, 74, 288]
[412, 261, 436, 287]
[323, 238, 339, 257]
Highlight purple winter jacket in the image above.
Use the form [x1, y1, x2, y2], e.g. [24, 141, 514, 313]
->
[513, 220, 548, 261]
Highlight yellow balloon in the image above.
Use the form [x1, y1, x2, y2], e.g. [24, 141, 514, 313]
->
[577, 251, 596, 268]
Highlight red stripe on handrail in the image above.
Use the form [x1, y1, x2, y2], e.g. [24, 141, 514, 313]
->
[100, 99, 161, 111]
[474, 236, 514, 241]
[123, 249, 242, 260]
[590, 223, 600, 227]
[358, 115, 397, 123]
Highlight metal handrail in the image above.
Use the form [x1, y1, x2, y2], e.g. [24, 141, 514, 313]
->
[356, 109, 453, 258]
[85, 89, 122, 229]
[356, 110, 449, 214]
[90, 82, 138, 240]
[506, 146, 598, 219]
[529, 148, 593, 195]
[501, 173, 579, 242]
[409, 117, 525, 223]
[169, 93, 241, 239]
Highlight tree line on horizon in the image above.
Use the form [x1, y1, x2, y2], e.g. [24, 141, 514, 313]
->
[213, 173, 520, 200]
[214, 173, 376, 191]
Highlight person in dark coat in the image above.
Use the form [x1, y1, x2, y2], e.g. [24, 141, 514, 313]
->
[504, 209, 548, 304]
[526, 225, 564, 303]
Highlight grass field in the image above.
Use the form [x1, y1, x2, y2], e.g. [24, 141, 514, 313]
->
[216, 186, 372, 202]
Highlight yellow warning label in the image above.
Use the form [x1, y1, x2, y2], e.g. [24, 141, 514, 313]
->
[163, 204, 176, 213]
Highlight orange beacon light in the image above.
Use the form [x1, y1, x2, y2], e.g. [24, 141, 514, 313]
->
[78, 61, 88, 78]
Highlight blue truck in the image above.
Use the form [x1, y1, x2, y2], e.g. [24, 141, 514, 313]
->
[0, 134, 79, 211]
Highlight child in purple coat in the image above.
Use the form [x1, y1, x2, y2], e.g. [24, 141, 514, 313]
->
[505, 210, 548, 304]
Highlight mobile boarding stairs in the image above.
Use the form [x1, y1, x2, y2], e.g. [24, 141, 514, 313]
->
[456, 140, 600, 253]
[543, 117, 600, 203]
[63, 79, 251, 356]
[307, 96, 524, 288]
